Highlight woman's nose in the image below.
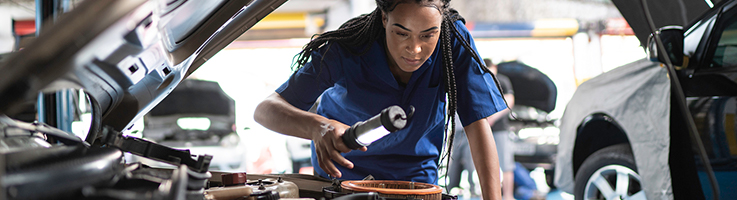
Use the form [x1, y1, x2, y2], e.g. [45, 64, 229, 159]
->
[406, 40, 421, 55]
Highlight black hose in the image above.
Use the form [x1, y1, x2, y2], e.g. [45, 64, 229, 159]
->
[84, 92, 102, 146]
[639, 0, 719, 199]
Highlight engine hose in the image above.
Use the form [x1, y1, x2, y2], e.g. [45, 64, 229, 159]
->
[84, 92, 102, 146]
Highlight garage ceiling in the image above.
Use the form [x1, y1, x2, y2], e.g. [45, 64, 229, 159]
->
[275, 0, 342, 13]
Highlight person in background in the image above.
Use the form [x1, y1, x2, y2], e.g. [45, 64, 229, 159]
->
[254, 1, 509, 199]
[485, 58, 516, 200]
[513, 162, 540, 200]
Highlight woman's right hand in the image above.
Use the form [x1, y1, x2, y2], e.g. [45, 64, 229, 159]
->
[254, 93, 368, 178]
[311, 120, 367, 178]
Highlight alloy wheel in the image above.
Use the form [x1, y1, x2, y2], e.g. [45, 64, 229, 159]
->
[583, 164, 646, 200]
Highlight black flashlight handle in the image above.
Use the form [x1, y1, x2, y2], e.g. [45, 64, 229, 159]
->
[342, 124, 364, 150]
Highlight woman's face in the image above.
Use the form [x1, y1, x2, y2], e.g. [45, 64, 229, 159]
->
[382, 3, 442, 73]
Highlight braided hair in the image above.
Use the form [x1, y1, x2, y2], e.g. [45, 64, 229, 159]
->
[295, 0, 507, 187]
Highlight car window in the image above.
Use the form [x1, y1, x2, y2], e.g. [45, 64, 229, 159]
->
[684, 15, 715, 57]
[711, 15, 737, 68]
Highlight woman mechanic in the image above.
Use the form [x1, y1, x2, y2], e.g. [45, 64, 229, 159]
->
[254, 0, 507, 199]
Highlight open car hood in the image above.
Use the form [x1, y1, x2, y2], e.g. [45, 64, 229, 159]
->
[0, 0, 287, 132]
[498, 61, 557, 113]
[612, 0, 721, 47]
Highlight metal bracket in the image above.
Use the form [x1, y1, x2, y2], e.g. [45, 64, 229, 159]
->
[99, 126, 212, 173]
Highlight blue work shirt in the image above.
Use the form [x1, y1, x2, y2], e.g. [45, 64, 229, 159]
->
[276, 20, 507, 184]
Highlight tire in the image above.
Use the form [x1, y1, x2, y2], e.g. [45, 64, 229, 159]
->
[574, 144, 646, 200]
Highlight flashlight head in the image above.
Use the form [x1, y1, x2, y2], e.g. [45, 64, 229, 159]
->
[380, 105, 408, 132]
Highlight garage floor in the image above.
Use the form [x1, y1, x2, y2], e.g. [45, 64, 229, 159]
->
[451, 168, 574, 200]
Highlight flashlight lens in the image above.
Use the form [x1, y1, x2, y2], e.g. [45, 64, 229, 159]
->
[356, 126, 391, 145]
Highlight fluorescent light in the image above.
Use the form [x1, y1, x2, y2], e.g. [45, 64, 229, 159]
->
[356, 126, 391, 145]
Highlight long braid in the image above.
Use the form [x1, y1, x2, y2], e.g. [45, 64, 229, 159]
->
[446, 11, 513, 116]
[439, 8, 513, 191]
[294, 9, 383, 69]
[438, 14, 458, 190]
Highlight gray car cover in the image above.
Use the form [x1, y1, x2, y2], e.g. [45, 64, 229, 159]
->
[554, 58, 672, 199]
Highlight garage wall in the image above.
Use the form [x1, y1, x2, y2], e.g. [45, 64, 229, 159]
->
[0, 2, 35, 53]
[451, 0, 621, 23]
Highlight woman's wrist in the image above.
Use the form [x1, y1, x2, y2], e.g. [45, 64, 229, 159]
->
[316, 121, 334, 140]
[305, 114, 330, 140]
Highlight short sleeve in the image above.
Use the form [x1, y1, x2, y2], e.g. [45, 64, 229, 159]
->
[276, 44, 342, 111]
[450, 20, 508, 127]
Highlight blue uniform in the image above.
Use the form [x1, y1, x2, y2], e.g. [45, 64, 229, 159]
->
[276, 20, 506, 184]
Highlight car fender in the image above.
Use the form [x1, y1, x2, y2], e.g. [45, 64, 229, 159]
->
[555, 58, 671, 199]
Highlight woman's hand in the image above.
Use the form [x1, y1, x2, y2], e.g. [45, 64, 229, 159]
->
[254, 93, 368, 178]
[311, 120, 368, 178]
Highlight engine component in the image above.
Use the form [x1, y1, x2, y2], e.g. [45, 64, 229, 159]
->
[340, 180, 442, 200]
[247, 177, 299, 199]
[3, 145, 125, 200]
[223, 173, 249, 186]
[98, 126, 213, 173]
[206, 177, 298, 200]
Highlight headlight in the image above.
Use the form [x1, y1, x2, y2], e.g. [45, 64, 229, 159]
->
[176, 117, 211, 130]
[543, 126, 560, 145]
[535, 127, 560, 145]
[518, 127, 559, 145]
[518, 127, 543, 139]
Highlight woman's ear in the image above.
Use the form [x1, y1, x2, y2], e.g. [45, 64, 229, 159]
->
[381, 12, 387, 27]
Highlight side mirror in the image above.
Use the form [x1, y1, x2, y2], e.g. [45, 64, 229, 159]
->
[647, 26, 684, 66]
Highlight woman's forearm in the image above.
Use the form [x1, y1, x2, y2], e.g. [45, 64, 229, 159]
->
[464, 118, 502, 200]
[254, 92, 327, 140]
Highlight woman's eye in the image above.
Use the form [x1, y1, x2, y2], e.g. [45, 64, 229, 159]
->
[422, 34, 434, 39]
[395, 31, 408, 37]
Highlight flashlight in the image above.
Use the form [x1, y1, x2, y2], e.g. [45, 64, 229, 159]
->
[341, 105, 414, 150]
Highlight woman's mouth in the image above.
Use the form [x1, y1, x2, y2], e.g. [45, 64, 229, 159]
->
[402, 57, 422, 66]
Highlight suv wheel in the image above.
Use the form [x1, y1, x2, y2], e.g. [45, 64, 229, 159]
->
[574, 144, 646, 200]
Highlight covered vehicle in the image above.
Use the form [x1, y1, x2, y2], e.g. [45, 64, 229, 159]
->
[555, 58, 667, 199]
[0, 0, 287, 199]
[555, 0, 737, 199]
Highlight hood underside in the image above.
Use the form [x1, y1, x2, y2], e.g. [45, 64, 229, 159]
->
[612, 0, 721, 46]
[0, 0, 287, 132]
